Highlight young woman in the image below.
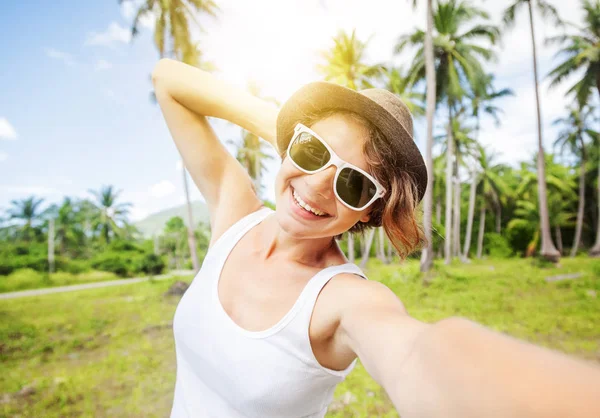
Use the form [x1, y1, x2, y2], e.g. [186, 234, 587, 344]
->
[152, 58, 600, 418]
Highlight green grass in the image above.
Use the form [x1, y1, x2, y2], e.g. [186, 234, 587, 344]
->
[0, 269, 121, 293]
[1, 257, 599, 417]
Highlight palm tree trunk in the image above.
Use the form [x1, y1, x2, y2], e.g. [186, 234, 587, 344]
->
[591, 138, 600, 256]
[463, 171, 477, 259]
[476, 204, 486, 259]
[528, 0, 560, 262]
[453, 159, 461, 258]
[571, 144, 586, 257]
[377, 227, 387, 263]
[496, 204, 502, 234]
[359, 229, 376, 269]
[419, 0, 436, 273]
[183, 168, 200, 272]
[436, 197, 442, 226]
[387, 235, 393, 262]
[445, 107, 454, 264]
[348, 233, 355, 263]
[555, 225, 563, 255]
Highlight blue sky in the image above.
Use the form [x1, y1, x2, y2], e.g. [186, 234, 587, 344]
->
[0, 0, 595, 222]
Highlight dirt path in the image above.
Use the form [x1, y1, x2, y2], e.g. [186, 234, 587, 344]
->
[0, 270, 194, 300]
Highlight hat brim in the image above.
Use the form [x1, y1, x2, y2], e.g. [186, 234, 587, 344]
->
[276, 81, 427, 202]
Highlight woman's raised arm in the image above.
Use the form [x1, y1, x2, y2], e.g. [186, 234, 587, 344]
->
[151, 58, 279, 246]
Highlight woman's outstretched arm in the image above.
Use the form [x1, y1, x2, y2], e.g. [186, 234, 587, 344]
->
[337, 279, 600, 418]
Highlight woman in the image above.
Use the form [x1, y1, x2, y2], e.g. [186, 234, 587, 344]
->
[152, 58, 600, 418]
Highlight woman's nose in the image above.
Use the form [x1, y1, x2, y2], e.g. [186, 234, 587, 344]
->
[305, 165, 337, 200]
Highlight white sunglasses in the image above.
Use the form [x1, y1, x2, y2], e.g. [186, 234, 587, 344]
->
[286, 123, 386, 211]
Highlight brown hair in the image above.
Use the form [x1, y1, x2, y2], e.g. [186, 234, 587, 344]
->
[280, 108, 427, 260]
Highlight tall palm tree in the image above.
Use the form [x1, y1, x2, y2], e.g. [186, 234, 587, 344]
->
[317, 28, 383, 263]
[7, 196, 45, 241]
[226, 82, 278, 198]
[88, 185, 132, 243]
[407, 0, 437, 272]
[471, 146, 511, 258]
[552, 105, 597, 255]
[546, 0, 600, 107]
[397, 0, 500, 264]
[122, 0, 219, 61]
[503, 0, 563, 261]
[591, 131, 600, 256]
[125, 0, 219, 271]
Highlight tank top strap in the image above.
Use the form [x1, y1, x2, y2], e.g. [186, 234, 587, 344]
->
[299, 262, 368, 310]
[208, 206, 274, 258]
[285, 262, 368, 377]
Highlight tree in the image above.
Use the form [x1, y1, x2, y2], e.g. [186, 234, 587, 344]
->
[546, 0, 600, 107]
[226, 82, 278, 198]
[552, 105, 598, 255]
[397, 0, 500, 264]
[503, 0, 563, 261]
[124, 0, 219, 272]
[88, 185, 132, 243]
[406, 0, 437, 273]
[7, 196, 45, 241]
[122, 0, 219, 63]
[383, 67, 426, 117]
[317, 29, 383, 90]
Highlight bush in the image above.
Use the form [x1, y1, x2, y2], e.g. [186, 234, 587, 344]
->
[484, 233, 513, 258]
[137, 254, 165, 276]
[0, 268, 48, 292]
[90, 252, 133, 277]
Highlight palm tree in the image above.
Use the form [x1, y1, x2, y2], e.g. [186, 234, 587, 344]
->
[125, 0, 219, 271]
[317, 28, 383, 263]
[88, 185, 132, 243]
[397, 0, 500, 264]
[590, 131, 600, 256]
[471, 146, 511, 258]
[383, 67, 426, 117]
[7, 196, 45, 241]
[407, 0, 437, 272]
[552, 105, 598, 255]
[226, 82, 278, 198]
[42, 197, 86, 256]
[546, 0, 600, 107]
[122, 0, 219, 62]
[317, 29, 383, 90]
[503, 0, 563, 261]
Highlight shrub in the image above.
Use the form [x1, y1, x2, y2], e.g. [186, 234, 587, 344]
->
[484, 233, 513, 258]
[0, 268, 48, 292]
[137, 254, 165, 276]
[90, 252, 132, 277]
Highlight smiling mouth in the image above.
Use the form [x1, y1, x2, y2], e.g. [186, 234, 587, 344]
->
[291, 186, 330, 217]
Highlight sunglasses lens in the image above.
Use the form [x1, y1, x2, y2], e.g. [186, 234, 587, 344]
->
[289, 132, 330, 171]
[336, 167, 378, 209]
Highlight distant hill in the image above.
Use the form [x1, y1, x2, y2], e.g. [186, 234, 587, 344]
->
[134, 201, 210, 238]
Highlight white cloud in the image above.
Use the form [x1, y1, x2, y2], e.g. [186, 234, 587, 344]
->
[85, 22, 131, 47]
[175, 159, 183, 171]
[0, 118, 17, 140]
[121, 1, 155, 30]
[95, 59, 112, 71]
[129, 206, 149, 221]
[149, 180, 176, 198]
[0, 152, 7, 162]
[45, 48, 76, 66]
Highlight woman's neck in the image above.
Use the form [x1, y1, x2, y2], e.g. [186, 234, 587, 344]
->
[258, 216, 341, 267]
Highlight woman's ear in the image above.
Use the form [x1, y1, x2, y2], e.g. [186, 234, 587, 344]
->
[359, 213, 370, 223]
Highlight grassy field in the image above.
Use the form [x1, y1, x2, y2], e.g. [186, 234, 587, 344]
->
[1, 257, 599, 417]
[0, 269, 121, 294]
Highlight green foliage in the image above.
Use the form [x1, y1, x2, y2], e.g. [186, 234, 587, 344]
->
[137, 254, 166, 276]
[484, 233, 513, 258]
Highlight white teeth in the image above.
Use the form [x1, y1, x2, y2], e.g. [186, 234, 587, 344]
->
[293, 189, 326, 216]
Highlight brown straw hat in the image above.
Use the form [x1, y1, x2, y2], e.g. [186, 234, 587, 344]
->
[277, 81, 428, 203]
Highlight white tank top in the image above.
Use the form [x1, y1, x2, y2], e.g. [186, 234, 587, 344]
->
[170, 206, 368, 418]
